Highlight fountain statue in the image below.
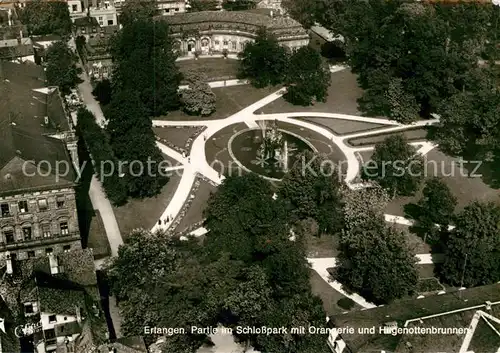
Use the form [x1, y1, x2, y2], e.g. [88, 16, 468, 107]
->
[255, 120, 297, 172]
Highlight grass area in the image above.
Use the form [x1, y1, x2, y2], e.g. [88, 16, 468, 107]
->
[385, 148, 500, 217]
[417, 264, 436, 278]
[174, 180, 217, 233]
[306, 233, 338, 258]
[417, 277, 444, 293]
[176, 58, 240, 82]
[309, 270, 362, 315]
[113, 171, 182, 238]
[87, 210, 110, 259]
[157, 84, 278, 121]
[153, 126, 201, 150]
[347, 127, 428, 146]
[256, 70, 364, 116]
[299, 117, 387, 136]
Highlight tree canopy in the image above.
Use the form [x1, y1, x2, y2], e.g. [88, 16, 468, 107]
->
[105, 89, 168, 198]
[279, 151, 344, 235]
[119, 0, 158, 27]
[45, 41, 82, 95]
[284, 46, 331, 106]
[111, 18, 182, 116]
[237, 28, 289, 88]
[21, 0, 72, 36]
[440, 201, 500, 288]
[336, 223, 419, 304]
[189, 0, 219, 11]
[362, 134, 424, 198]
[181, 71, 216, 116]
[222, 0, 256, 11]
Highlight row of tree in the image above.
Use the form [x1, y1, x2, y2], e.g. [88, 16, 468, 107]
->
[108, 172, 333, 352]
[238, 29, 331, 105]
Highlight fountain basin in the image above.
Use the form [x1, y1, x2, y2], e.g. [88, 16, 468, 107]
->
[228, 127, 316, 181]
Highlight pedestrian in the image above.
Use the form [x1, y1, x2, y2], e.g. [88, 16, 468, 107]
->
[163, 219, 167, 225]
[166, 216, 170, 222]
[158, 220, 161, 225]
[203, 134, 207, 141]
[188, 157, 191, 163]
[182, 151, 186, 158]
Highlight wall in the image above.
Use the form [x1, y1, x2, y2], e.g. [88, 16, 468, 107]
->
[0, 188, 82, 260]
[41, 313, 77, 331]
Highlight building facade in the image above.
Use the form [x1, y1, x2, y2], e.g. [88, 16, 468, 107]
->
[0, 62, 81, 262]
[158, 10, 309, 56]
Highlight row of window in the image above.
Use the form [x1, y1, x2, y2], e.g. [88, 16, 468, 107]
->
[164, 8, 180, 13]
[0, 197, 66, 217]
[2, 222, 69, 243]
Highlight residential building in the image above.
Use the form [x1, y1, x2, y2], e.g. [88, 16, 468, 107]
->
[157, 0, 187, 15]
[0, 61, 81, 262]
[0, 248, 108, 353]
[327, 283, 500, 353]
[156, 10, 309, 56]
[0, 36, 35, 62]
[68, 0, 118, 27]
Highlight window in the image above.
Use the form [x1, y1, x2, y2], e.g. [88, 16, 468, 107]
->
[214, 40, 220, 45]
[18, 201, 28, 213]
[174, 7, 179, 11]
[1, 203, 10, 217]
[164, 8, 170, 12]
[38, 199, 48, 211]
[24, 303, 34, 314]
[223, 40, 228, 46]
[63, 245, 71, 252]
[22, 227, 32, 241]
[72, 4, 77, 11]
[107, 19, 113, 25]
[92, 27, 97, 33]
[42, 224, 51, 237]
[4, 229, 14, 244]
[45, 248, 53, 255]
[98, 16, 103, 20]
[48, 315, 56, 323]
[56, 196, 65, 209]
[60, 222, 69, 235]
[232, 42, 237, 50]
[28, 251, 35, 258]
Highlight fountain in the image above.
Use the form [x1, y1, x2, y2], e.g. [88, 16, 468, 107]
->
[230, 120, 312, 179]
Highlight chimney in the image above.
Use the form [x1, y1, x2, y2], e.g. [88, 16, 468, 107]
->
[48, 254, 59, 275]
[5, 253, 13, 275]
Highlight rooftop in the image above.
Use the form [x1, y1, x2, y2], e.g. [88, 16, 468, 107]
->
[0, 61, 75, 195]
[331, 283, 500, 352]
[157, 10, 304, 29]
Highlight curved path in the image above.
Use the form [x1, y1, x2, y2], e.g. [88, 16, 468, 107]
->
[151, 86, 443, 309]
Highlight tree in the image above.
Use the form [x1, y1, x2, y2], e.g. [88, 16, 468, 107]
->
[385, 77, 420, 124]
[111, 18, 182, 116]
[440, 202, 500, 287]
[21, 0, 71, 35]
[335, 224, 419, 304]
[222, 0, 256, 11]
[181, 72, 216, 116]
[119, 0, 158, 27]
[334, 0, 481, 118]
[417, 177, 457, 228]
[284, 46, 330, 106]
[362, 134, 424, 198]
[237, 28, 289, 88]
[282, 0, 320, 28]
[76, 108, 128, 205]
[204, 174, 291, 263]
[190, 0, 219, 11]
[92, 79, 112, 106]
[45, 41, 82, 95]
[342, 183, 389, 234]
[280, 152, 344, 235]
[105, 89, 168, 197]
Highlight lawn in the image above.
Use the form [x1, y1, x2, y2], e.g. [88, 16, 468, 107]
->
[385, 148, 500, 217]
[174, 179, 217, 233]
[176, 58, 240, 82]
[347, 127, 428, 146]
[153, 126, 202, 150]
[299, 116, 387, 136]
[309, 270, 362, 316]
[157, 84, 278, 121]
[113, 171, 182, 238]
[256, 70, 364, 116]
